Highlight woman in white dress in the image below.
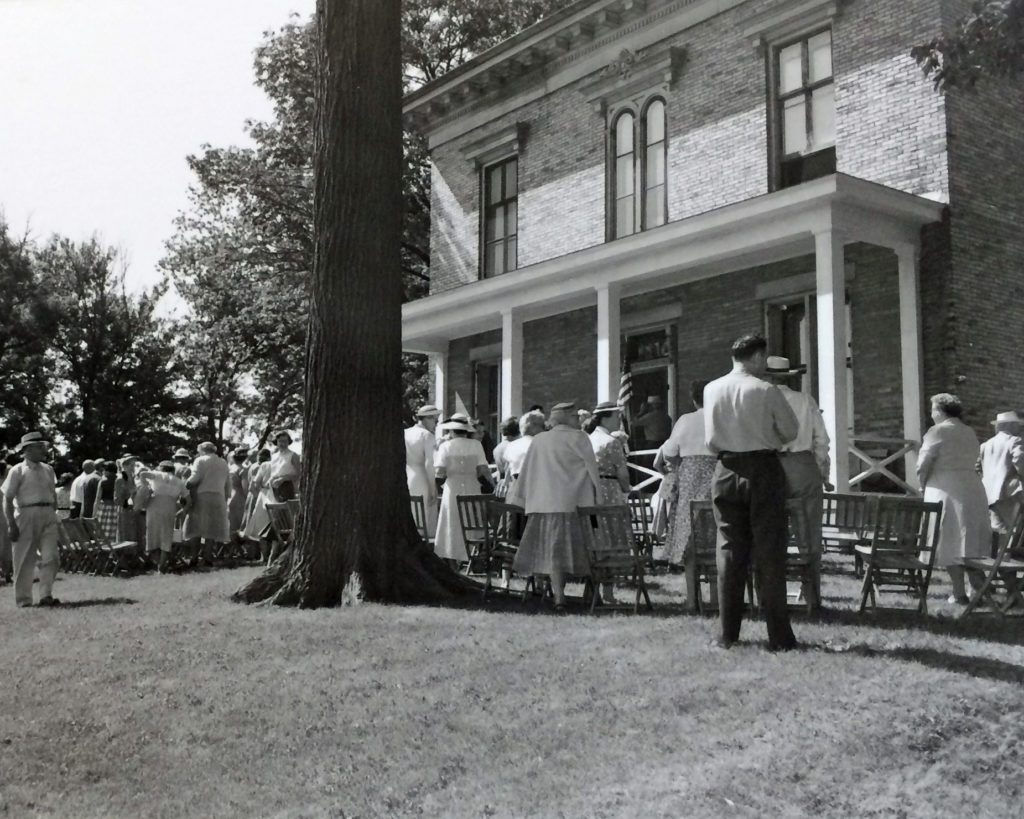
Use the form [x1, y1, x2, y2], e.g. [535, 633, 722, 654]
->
[433, 419, 493, 567]
[138, 461, 188, 573]
[917, 393, 991, 604]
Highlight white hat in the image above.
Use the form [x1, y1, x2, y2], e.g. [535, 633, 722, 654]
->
[439, 419, 474, 433]
[992, 411, 1024, 425]
[765, 355, 806, 375]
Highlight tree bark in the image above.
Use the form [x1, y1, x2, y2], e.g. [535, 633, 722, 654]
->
[234, 0, 468, 607]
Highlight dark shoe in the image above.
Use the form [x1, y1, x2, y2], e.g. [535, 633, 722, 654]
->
[552, 602, 568, 614]
[708, 638, 734, 650]
[37, 596, 61, 608]
[768, 639, 799, 652]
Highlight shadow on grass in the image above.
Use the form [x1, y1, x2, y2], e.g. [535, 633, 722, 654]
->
[821, 642, 1024, 686]
[802, 604, 1024, 647]
[58, 597, 137, 609]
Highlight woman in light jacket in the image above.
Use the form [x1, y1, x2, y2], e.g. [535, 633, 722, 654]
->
[917, 393, 991, 604]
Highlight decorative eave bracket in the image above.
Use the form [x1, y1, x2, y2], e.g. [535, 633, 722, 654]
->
[459, 122, 530, 168]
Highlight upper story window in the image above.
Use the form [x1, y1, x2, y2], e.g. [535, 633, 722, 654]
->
[610, 97, 668, 240]
[481, 155, 518, 278]
[773, 29, 835, 189]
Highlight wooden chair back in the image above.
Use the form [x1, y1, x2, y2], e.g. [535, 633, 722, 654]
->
[286, 498, 301, 518]
[409, 495, 428, 540]
[265, 502, 294, 544]
[688, 500, 718, 565]
[577, 504, 652, 613]
[822, 492, 872, 535]
[488, 500, 524, 550]
[456, 494, 492, 554]
[869, 495, 939, 558]
[961, 507, 1024, 617]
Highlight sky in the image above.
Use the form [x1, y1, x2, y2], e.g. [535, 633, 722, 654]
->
[0, 0, 315, 310]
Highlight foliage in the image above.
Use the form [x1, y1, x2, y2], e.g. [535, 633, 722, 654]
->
[34, 236, 184, 464]
[0, 218, 56, 448]
[913, 0, 1024, 89]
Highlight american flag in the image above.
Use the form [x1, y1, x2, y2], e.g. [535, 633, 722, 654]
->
[617, 363, 632, 410]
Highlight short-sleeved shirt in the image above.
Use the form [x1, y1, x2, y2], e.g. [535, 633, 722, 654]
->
[1, 461, 58, 507]
[704, 367, 799, 454]
[502, 435, 534, 477]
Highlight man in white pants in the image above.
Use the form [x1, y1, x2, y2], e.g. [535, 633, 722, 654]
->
[2, 431, 61, 608]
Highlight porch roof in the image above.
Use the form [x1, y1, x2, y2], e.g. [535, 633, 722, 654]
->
[402, 173, 945, 353]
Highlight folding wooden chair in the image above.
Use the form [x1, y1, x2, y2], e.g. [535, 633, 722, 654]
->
[264, 502, 294, 564]
[686, 500, 756, 614]
[456, 494, 492, 586]
[821, 492, 876, 577]
[58, 519, 91, 573]
[577, 505, 652, 614]
[856, 495, 942, 615]
[785, 499, 820, 613]
[410, 495, 432, 546]
[488, 500, 536, 600]
[626, 491, 657, 567]
[80, 517, 142, 575]
[961, 509, 1024, 617]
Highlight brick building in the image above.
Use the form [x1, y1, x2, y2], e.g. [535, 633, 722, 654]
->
[401, 0, 1024, 491]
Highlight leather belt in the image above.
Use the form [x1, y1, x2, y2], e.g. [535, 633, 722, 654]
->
[599, 474, 619, 479]
[19, 501, 54, 508]
[717, 450, 777, 460]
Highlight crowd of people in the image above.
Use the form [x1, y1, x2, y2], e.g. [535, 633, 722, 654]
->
[407, 332, 1024, 649]
[0, 430, 302, 606]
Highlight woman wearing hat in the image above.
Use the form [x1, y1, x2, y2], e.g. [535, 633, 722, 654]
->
[917, 393, 992, 604]
[138, 461, 189, 572]
[589, 402, 632, 506]
[406, 406, 440, 536]
[433, 418, 492, 567]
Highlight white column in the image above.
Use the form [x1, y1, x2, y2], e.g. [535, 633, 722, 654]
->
[897, 243, 923, 489]
[432, 351, 447, 418]
[501, 309, 523, 419]
[815, 229, 850, 491]
[596, 283, 621, 403]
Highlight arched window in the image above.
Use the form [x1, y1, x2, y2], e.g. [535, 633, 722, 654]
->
[613, 111, 635, 238]
[642, 99, 666, 229]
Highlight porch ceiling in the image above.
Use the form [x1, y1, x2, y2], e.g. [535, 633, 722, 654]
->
[402, 173, 945, 353]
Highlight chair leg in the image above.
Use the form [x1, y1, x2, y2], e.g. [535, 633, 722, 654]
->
[858, 565, 873, 612]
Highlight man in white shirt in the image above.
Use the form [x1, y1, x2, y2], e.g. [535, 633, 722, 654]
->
[765, 356, 830, 609]
[1, 431, 61, 607]
[405, 404, 440, 537]
[69, 459, 96, 519]
[704, 335, 799, 651]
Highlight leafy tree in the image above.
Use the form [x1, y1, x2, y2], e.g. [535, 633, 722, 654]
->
[913, 0, 1024, 88]
[35, 236, 184, 463]
[0, 219, 55, 447]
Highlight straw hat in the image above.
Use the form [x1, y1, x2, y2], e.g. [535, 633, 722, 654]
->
[992, 411, 1024, 426]
[14, 431, 49, 452]
[416, 404, 441, 418]
[592, 401, 622, 416]
[439, 419, 474, 433]
[765, 355, 807, 375]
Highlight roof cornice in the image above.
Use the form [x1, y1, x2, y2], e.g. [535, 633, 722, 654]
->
[403, 0, 747, 138]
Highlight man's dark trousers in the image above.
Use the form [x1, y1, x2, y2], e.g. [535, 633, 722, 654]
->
[712, 450, 796, 649]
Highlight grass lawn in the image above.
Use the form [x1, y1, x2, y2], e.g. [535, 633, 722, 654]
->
[1, 556, 1022, 818]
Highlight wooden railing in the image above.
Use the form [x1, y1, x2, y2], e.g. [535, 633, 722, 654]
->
[627, 449, 663, 493]
[848, 434, 919, 496]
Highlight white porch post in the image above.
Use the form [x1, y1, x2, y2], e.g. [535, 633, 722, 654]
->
[501, 308, 523, 419]
[814, 229, 850, 491]
[896, 242, 923, 489]
[432, 351, 448, 418]
[596, 283, 621, 403]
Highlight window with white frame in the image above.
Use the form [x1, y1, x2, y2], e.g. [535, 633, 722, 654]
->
[773, 28, 835, 189]
[609, 97, 668, 239]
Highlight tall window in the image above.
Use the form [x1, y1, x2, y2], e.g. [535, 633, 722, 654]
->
[482, 156, 518, 277]
[613, 112, 636, 238]
[775, 29, 835, 189]
[610, 99, 668, 239]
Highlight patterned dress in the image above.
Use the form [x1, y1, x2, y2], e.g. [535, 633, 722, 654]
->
[590, 427, 629, 506]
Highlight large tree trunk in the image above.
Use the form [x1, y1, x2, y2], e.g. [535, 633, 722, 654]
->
[234, 0, 469, 607]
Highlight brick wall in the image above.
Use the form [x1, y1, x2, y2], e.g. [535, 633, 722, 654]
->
[424, 0, 950, 294]
[522, 308, 598, 411]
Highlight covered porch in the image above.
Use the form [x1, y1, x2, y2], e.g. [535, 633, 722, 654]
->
[403, 173, 945, 492]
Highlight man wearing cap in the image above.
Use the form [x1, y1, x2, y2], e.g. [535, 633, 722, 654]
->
[764, 355, 830, 607]
[508, 402, 601, 611]
[1, 432, 62, 607]
[633, 395, 673, 450]
[704, 334, 800, 650]
[69, 459, 97, 519]
[978, 411, 1024, 553]
[406, 405, 440, 537]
